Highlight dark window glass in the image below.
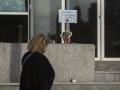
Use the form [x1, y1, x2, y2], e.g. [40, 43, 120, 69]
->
[105, 0, 120, 57]
[0, 15, 28, 43]
[66, 0, 97, 56]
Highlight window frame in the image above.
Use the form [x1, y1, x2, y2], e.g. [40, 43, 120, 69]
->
[0, 0, 30, 43]
[64, 0, 120, 61]
[101, 0, 120, 61]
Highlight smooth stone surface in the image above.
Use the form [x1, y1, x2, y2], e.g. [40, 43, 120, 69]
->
[45, 44, 95, 82]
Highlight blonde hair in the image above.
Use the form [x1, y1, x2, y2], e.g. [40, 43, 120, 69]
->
[27, 33, 48, 54]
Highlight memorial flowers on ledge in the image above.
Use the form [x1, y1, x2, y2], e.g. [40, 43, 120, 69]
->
[61, 31, 72, 44]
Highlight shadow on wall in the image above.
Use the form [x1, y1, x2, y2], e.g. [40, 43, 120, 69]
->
[9, 43, 22, 83]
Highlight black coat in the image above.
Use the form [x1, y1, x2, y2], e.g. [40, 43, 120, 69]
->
[20, 51, 55, 90]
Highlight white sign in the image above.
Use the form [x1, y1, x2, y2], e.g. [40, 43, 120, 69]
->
[59, 10, 77, 23]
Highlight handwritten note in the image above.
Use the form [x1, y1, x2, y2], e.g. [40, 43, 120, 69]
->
[59, 10, 77, 23]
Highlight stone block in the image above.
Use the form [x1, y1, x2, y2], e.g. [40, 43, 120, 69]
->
[45, 44, 95, 82]
[95, 72, 114, 82]
[114, 74, 120, 82]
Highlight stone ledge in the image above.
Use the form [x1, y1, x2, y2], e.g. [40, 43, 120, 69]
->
[0, 83, 19, 86]
[1, 84, 120, 90]
[1, 82, 120, 85]
[95, 71, 120, 74]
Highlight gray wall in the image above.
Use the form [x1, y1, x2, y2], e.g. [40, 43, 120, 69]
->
[0, 43, 95, 83]
[45, 44, 95, 82]
[0, 43, 27, 83]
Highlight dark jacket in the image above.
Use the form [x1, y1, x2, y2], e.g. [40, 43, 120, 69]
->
[20, 51, 55, 90]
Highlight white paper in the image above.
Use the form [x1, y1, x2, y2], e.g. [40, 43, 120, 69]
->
[59, 10, 77, 23]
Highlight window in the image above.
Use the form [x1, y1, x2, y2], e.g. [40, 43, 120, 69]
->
[32, 0, 120, 60]
[68, 0, 97, 56]
[0, 0, 29, 43]
[32, 0, 61, 42]
[0, 15, 28, 43]
[0, 0, 27, 12]
[32, 0, 98, 56]
[105, 0, 120, 57]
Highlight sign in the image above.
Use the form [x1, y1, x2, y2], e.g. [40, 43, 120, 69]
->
[59, 10, 77, 23]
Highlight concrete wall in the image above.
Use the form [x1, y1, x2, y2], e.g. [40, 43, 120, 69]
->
[0, 43, 27, 83]
[0, 43, 95, 83]
[45, 44, 95, 82]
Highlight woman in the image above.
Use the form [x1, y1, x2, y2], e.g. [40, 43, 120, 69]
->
[20, 33, 55, 90]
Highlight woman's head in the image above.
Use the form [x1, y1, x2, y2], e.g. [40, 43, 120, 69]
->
[27, 33, 49, 54]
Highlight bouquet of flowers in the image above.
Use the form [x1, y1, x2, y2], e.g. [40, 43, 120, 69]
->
[60, 31, 72, 43]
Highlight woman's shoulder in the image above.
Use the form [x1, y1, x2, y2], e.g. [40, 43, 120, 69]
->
[32, 52, 50, 63]
[22, 51, 31, 61]
[32, 52, 46, 58]
[24, 51, 31, 57]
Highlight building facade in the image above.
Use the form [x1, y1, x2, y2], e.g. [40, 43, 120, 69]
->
[0, 1, 120, 90]
[0, 0, 120, 61]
